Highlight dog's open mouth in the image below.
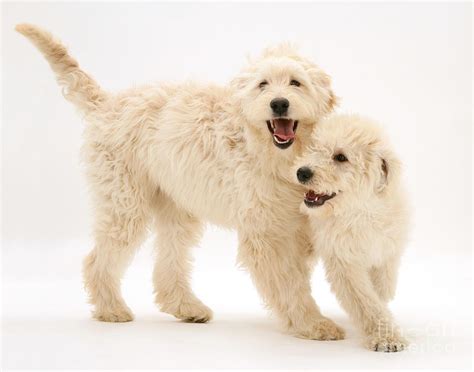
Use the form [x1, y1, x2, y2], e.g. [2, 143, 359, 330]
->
[266, 118, 298, 149]
[304, 190, 337, 208]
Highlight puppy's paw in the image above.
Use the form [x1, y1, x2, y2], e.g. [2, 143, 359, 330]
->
[295, 317, 346, 341]
[94, 306, 134, 322]
[166, 300, 214, 323]
[365, 333, 408, 352]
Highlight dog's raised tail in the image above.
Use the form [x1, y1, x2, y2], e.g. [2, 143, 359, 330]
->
[16, 23, 106, 115]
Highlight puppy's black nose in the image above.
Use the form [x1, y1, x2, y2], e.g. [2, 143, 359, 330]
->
[270, 98, 290, 116]
[297, 167, 313, 183]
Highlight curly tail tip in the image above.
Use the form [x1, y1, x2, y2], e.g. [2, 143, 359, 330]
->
[15, 23, 37, 36]
[16, 23, 44, 36]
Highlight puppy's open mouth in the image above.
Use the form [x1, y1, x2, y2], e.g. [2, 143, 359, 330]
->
[266, 118, 298, 149]
[304, 190, 337, 208]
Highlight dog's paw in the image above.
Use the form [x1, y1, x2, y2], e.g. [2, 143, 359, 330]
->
[93, 306, 134, 322]
[365, 334, 408, 352]
[165, 300, 213, 323]
[295, 317, 346, 341]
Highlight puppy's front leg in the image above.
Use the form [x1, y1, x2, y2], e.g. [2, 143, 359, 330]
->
[325, 257, 407, 352]
[238, 232, 344, 341]
[370, 257, 401, 303]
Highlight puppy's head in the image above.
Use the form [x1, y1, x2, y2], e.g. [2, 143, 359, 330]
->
[231, 44, 336, 154]
[294, 114, 401, 217]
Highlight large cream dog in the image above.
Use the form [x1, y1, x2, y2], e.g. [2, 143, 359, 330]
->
[295, 114, 410, 351]
[16, 24, 345, 341]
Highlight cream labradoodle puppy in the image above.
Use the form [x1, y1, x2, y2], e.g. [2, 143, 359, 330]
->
[295, 114, 410, 351]
[16, 24, 345, 341]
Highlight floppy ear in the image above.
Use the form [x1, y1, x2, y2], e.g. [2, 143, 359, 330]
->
[230, 53, 258, 93]
[304, 62, 338, 115]
[326, 88, 338, 114]
[376, 147, 401, 193]
[230, 71, 253, 92]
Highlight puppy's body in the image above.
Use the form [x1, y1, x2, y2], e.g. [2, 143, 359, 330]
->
[17, 24, 345, 340]
[315, 187, 408, 270]
[296, 114, 410, 351]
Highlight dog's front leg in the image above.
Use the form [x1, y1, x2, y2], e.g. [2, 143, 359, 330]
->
[324, 257, 407, 352]
[238, 232, 344, 341]
[369, 256, 401, 303]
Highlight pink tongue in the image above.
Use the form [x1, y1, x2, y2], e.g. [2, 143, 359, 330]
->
[273, 119, 295, 140]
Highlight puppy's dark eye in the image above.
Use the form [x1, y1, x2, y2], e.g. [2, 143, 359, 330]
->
[290, 80, 301, 87]
[334, 153, 348, 162]
[259, 80, 268, 89]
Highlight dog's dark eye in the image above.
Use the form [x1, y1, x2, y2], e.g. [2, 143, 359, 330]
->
[259, 80, 268, 89]
[334, 153, 348, 162]
[290, 80, 301, 87]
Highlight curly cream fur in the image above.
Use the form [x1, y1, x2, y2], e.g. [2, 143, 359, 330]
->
[16, 24, 344, 340]
[296, 114, 410, 351]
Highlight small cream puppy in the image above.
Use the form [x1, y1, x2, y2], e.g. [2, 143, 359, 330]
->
[295, 114, 410, 352]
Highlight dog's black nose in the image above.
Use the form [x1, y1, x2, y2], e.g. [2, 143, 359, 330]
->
[297, 167, 313, 183]
[270, 98, 290, 116]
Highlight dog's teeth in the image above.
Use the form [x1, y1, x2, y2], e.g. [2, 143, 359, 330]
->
[274, 136, 290, 144]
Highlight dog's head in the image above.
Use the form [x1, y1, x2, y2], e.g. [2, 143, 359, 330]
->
[294, 114, 401, 217]
[231, 44, 336, 154]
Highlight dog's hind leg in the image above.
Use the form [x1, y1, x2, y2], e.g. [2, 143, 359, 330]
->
[83, 205, 150, 322]
[82, 156, 152, 322]
[152, 193, 213, 323]
[370, 256, 401, 303]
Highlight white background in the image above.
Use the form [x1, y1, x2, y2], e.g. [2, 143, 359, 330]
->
[2, 2, 472, 370]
